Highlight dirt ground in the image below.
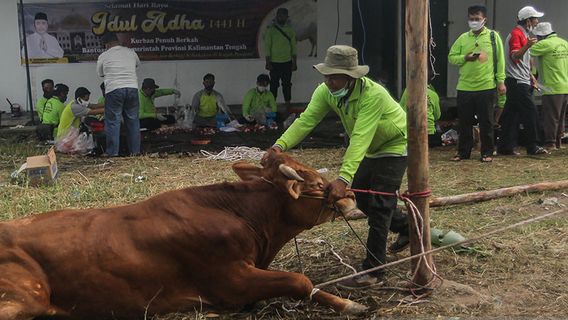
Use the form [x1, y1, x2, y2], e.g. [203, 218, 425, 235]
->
[0, 138, 567, 319]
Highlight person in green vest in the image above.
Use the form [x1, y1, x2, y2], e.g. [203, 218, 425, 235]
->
[399, 82, 442, 147]
[42, 83, 69, 139]
[191, 73, 230, 127]
[36, 78, 54, 122]
[264, 7, 297, 106]
[139, 78, 180, 131]
[241, 74, 277, 125]
[530, 22, 568, 151]
[265, 45, 409, 289]
[56, 87, 104, 139]
[448, 4, 506, 162]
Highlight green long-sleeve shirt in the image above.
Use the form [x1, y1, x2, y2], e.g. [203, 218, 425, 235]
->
[139, 88, 175, 119]
[42, 97, 66, 137]
[530, 34, 568, 95]
[36, 96, 49, 122]
[399, 85, 440, 135]
[275, 77, 407, 183]
[448, 28, 506, 91]
[242, 88, 277, 117]
[264, 23, 297, 63]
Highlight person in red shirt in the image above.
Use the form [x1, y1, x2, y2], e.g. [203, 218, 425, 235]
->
[497, 6, 548, 155]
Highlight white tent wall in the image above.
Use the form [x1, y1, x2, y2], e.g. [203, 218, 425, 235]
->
[0, 0, 352, 113]
[447, 0, 568, 98]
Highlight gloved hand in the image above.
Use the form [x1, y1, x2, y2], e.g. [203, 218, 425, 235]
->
[325, 178, 348, 205]
[173, 89, 181, 98]
[156, 114, 167, 121]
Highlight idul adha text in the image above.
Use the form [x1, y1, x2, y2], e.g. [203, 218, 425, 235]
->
[92, 11, 206, 34]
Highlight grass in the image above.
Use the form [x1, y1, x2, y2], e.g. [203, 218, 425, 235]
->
[0, 136, 567, 319]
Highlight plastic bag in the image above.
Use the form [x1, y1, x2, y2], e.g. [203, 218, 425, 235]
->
[441, 129, 458, 146]
[176, 104, 195, 129]
[55, 127, 95, 154]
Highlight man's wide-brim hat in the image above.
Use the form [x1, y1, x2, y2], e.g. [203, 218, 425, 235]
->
[533, 22, 554, 36]
[313, 45, 369, 79]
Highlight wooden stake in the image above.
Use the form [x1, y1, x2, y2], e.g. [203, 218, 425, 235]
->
[405, 0, 434, 286]
[429, 180, 568, 207]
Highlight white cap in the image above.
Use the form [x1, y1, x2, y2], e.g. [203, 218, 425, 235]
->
[533, 22, 554, 36]
[518, 6, 544, 21]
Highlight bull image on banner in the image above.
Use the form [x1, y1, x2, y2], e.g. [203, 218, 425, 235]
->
[17, 0, 317, 64]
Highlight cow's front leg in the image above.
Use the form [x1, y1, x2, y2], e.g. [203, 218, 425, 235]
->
[223, 267, 367, 315]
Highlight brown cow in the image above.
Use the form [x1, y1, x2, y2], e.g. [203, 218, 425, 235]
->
[0, 152, 368, 319]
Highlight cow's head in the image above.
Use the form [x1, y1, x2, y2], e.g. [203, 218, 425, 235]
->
[232, 151, 356, 227]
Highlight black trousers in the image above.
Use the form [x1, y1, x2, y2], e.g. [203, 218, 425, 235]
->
[351, 156, 408, 276]
[497, 78, 539, 152]
[269, 61, 292, 102]
[139, 115, 176, 131]
[457, 89, 496, 158]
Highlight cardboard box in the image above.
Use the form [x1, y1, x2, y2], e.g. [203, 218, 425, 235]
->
[26, 147, 58, 186]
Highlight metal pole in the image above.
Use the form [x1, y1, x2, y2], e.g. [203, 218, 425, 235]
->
[20, 0, 35, 125]
[405, 0, 434, 287]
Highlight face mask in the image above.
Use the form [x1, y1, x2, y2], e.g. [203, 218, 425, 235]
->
[329, 85, 350, 98]
[257, 86, 268, 92]
[468, 19, 485, 32]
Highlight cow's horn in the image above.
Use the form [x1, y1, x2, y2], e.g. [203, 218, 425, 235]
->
[279, 164, 304, 182]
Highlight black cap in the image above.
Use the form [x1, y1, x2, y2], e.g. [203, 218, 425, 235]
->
[142, 78, 159, 89]
[277, 8, 288, 16]
[35, 12, 48, 21]
[257, 74, 270, 83]
[101, 33, 118, 45]
[54, 83, 69, 95]
[75, 87, 91, 100]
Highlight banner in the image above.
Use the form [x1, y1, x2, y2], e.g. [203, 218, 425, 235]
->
[18, 0, 317, 64]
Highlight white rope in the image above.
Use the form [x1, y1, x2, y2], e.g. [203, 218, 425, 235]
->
[196, 146, 266, 162]
[297, 238, 358, 274]
[428, 3, 439, 78]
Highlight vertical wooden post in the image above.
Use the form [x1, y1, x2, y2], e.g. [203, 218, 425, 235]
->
[405, 0, 434, 286]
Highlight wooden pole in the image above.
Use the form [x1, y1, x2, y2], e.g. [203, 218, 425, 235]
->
[405, 0, 434, 286]
[345, 180, 568, 221]
[429, 180, 568, 207]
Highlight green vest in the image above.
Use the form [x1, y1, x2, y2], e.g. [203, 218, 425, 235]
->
[42, 97, 66, 137]
[198, 94, 218, 117]
[57, 101, 81, 139]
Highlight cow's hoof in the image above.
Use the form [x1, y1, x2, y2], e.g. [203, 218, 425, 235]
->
[342, 300, 368, 315]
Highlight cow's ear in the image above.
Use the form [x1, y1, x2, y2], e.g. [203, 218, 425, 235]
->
[232, 161, 262, 181]
[286, 180, 301, 199]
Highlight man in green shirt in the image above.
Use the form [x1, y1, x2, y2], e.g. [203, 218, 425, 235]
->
[42, 83, 69, 139]
[139, 78, 180, 131]
[264, 7, 297, 105]
[530, 22, 568, 150]
[448, 5, 506, 162]
[36, 78, 54, 122]
[191, 73, 229, 127]
[56, 87, 104, 152]
[400, 83, 441, 147]
[241, 74, 277, 125]
[265, 45, 409, 288]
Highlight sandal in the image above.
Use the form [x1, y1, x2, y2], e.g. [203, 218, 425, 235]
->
[480, 155, 493, 162]
[528, 146, 549, 155]
[450, 155, 462, 162]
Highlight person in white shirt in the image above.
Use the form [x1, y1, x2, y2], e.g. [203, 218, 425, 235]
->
[23, 12, 64, 59]
[96, 33, 141, 156]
